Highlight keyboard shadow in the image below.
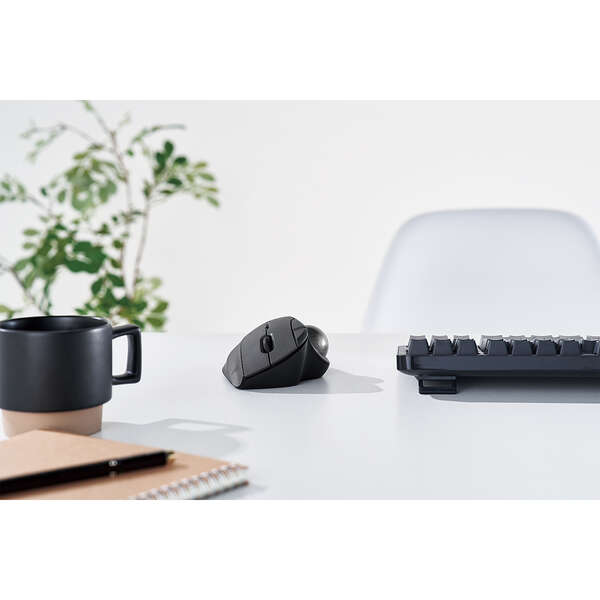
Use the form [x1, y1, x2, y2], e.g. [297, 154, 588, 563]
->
[433, 377, 600, 403]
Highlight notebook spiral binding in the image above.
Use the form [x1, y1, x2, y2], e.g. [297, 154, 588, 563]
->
[131, 464, 249, 500]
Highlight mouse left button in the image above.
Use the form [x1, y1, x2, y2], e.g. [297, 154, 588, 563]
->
[267, 317, 299, 365]
[240, 324, 271, 376]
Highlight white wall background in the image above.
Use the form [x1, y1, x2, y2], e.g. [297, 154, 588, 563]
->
[1, 101, 600, 333]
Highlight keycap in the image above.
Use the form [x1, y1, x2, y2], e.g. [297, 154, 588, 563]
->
[480, 336, 508, 355]
[431, 335, 453, 355]
[531, 336, 557, 355]
[557, 336, 581, 356]
[453, 336, 478, 355]
[582, 336, 600, 354]
[507, 336, 533, 355]
[407, 335, 430, 355]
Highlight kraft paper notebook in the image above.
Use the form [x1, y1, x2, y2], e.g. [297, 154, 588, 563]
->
[0, 430, 248, 500]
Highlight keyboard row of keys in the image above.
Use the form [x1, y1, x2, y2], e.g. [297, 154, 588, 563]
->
[407, 335, 600, 356]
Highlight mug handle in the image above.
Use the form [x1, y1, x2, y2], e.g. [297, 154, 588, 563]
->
[112, 324, 142, 385]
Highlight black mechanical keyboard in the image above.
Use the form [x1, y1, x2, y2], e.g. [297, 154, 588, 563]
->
[397, 335, 600, 394]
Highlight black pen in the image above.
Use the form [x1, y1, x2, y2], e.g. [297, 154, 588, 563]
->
[0, 450, 174, 496]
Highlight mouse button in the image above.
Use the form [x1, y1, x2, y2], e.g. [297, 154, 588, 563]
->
[291, 318, 308, 347]
[240, 324, 271, 376]
[260, 334, 274, 353]
[267, 317, 299, 365]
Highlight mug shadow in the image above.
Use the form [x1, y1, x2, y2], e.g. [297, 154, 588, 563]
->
[249, 368, 384, 395]
[433, 377, 600, 403]
[97, 418, 249, 457]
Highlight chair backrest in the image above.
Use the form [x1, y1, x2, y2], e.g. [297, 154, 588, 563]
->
[364, 209, 600, 335]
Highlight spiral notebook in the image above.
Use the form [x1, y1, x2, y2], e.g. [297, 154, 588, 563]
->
[0, 430, 248, 500]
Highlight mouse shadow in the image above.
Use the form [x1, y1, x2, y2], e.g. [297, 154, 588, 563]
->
[249, 368, 383, 395]
[97, 418, 249, 457]
[432, 377, 600, 403]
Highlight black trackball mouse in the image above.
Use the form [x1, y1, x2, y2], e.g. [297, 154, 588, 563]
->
[222, 316, 330, 389]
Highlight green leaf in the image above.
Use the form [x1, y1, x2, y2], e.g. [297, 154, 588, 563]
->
[163, 140, 174, 158]
[23, 270, 36, 289]
[99, 289, 118, 311]
[109, 257, 121, 269]
[126, 149, 134, 157]
[0, 305, 16, 318]
[167, 177, 182, 187]
[75, 307, 88, 315]
[199, 173, 215, 181]
[147, 316, 166, 329]
[64, 260, 87, 273]
[107, 273, 125, 287]
[132, 299, 148, 312]
[91, 278, 104, 295]
[207, 196, 219, 207]
[57, 189, 67, 203]
[174, 156, 188, 165]
[22, 242, 36, 250]
[82, 100, 94, 111]
[13, 259, 29, 272]
[99, 182, 116, 203]
[112, 239, 123, 250]
[117, 296, 133, 308]
[68, 241, 106, 273]
[23, 228, 39, 236]
[71, 190, 94, 213]
[153, 300, 168, 313]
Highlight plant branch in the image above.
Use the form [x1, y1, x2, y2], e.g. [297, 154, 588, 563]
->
[59, 123, 101, 146]
[10, 268, 48, 314]
[80, 102, 135, 296]
[27, 192, 51, 214]
[24, 123, 104, 149]
[0, 255, 46, 315]
[133, 201, 151, 288]
[106, 131, 134, 296]
[86, 105, 113, 140]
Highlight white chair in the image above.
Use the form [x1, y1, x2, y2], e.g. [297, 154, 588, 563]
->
[364, 209, 600, 335]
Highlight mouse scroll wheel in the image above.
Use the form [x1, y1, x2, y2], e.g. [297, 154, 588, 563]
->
[260, 334, 274, 353]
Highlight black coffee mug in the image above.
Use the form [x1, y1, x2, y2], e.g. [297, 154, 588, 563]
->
[0, 316, 141, 436]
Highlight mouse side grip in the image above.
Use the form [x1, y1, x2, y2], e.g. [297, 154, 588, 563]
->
[237, 347, 307, 389]
[222, 344, 244, 388]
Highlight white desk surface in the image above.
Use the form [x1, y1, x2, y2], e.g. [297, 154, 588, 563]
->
[6, 332, 600, 499]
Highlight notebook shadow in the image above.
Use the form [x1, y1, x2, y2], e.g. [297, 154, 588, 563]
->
[249, 368, 383, 395]
[433, 377, 600, 403]
[98, 418, 249, 458]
